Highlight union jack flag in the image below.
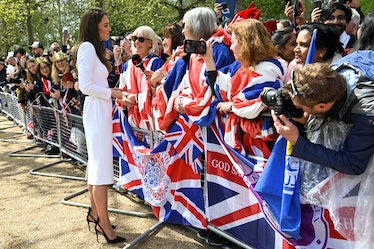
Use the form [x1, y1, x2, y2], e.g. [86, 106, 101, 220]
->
[160, 114, 203, 173]
[112, 105, 207, 228]
[254, 136, 356, 248]
[112, 105, 149, 198]
[204, 124, 278, 249]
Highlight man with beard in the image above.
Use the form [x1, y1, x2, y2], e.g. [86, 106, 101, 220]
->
[29, 42, 44, 58]
[320, 2, 355, 51]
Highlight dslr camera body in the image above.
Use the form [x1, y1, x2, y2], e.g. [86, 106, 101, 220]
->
[261, 88, 304, 118]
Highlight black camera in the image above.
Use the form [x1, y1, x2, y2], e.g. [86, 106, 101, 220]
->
[261, 88, 304, 118]
[113, 36, 123, 46]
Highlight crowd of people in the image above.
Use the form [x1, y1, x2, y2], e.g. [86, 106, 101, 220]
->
[0, 0, 373, 247]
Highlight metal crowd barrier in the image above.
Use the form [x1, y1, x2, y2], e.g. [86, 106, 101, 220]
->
[0, 92, 159, 248]
[0, 93, 21, 134]
[0, 91, 259, 249]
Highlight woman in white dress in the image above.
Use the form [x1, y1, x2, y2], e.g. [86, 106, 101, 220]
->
[73, 7, 125, 244]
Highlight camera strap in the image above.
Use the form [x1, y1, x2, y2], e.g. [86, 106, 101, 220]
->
[304, 116, 333, 133]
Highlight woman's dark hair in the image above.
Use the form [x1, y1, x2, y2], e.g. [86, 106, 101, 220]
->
[14, 47, 26, 56]
[277, 19, 292, 28]
[162, 22, 185, 55]
[36, 58, 52, 80]
[299, 22, 343, 61]
[356, 10, 374, 50]
[73, 7, 111, 72]
[271, 27, 294, 49]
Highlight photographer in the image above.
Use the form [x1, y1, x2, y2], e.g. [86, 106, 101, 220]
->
[271, 62, 374, 175]
[272, 11, 374, 175]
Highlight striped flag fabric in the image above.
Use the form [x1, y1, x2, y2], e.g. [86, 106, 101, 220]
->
[158, 114, 203, 173]
[112, 105, 207, 228]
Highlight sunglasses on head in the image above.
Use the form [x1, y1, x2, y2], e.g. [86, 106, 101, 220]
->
[131, 36, 150, 43]
[173, 22, 183, 33]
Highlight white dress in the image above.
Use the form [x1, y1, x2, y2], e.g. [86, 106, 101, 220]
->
[77, 42, 113, 185]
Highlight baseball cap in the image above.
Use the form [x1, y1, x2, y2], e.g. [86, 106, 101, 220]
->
[29, 41, 44, 49]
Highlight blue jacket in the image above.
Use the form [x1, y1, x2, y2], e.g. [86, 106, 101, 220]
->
[292, 51, 374, 175]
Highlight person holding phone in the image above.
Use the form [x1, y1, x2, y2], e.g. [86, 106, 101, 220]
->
[284, 0, 307, 30]
[154, 7, 233, 133]
[214, 2, 229, 27]
[73, 7, 125, 244]
[202, 18, 287, 161]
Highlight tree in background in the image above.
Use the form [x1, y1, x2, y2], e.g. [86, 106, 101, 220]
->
[0, 0, 373, 59]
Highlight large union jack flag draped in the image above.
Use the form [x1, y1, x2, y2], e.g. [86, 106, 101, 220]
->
[158, 114, 203, 173]
[203, 123, 280, 249]
[112, 105, 207, 228]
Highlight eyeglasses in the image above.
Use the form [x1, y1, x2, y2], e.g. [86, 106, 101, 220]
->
[131, 36, 151, 43]
[289, 70, 299, 97]
[327, 15, 346, 21]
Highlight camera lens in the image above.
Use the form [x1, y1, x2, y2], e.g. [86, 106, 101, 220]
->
[260, 88, 279, 106]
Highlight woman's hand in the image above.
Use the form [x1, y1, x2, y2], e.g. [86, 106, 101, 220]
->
[200, 38, 216, 71]
[50, 89, 61, 99]
[214, 3, 223, 19]
[143, 69, 154, 80]
[284, 2, 294, 22]
[118, 92, 136, 107]
[172, 46, 187, 60]
[150, 68, 166, 88]
[174, 96, 185, 114]
[25, 82, 34, 92]
[217, 101, 232, 115]
[111, 88, 123, 99]
[271, 110, 300, 145]
[113, 45, 122, 64]
[311, 7, 322, 22]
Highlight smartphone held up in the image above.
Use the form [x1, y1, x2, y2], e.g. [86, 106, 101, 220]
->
[183, 40, 207, 54]
[313, 0, 322, 9]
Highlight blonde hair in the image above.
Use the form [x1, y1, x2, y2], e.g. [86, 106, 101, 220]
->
[229, 19, 277, 68]
[131, 26, 159, 56]
[51, 59, 70, 85]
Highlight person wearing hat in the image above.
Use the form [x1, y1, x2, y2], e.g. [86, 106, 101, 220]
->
[50, 51, 81, 115]
[29, 41, 44, 58]
[51, 51, 72, 89]
[51, 71, 81, 116]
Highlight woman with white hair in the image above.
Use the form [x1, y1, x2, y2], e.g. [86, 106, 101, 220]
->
[118, 25, 164, 132]
[154, 7, 233, 131]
